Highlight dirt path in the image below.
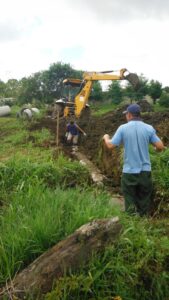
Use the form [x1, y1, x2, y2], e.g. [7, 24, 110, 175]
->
[72, 149, 105, 185]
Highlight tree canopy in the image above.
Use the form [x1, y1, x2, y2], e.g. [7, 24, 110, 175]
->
[148, 80, 162, 104]
[159, 91, 169, 107]
[89, 81, 103, 101]
[17, 62, 83, 104]
[0, 63, 167, 106]
[107, 81, 123, 104]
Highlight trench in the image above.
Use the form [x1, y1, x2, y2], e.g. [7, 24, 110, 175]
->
[29, 103, 169, 216]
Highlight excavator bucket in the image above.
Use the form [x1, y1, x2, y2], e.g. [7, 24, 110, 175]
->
[125, 73, 140, 89]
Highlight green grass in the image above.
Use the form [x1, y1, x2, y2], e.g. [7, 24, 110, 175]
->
[153, 103, 169, 112]
[91, 101, 169, 115]
[92, 102, 118, 116]
[150, 147, 169, 215]
[0, 184, 115, 285]
[151, 147, 169, 188]
[0, 109, 54, 162]
[28, 128, 52, 144]
[0, 107, 169, 299]
[1, 170, 169, 299]
[0, 155, 90, 207]
[45, 216, 169, 300]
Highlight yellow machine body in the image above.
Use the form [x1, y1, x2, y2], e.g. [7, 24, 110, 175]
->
[60, 68, 138, 118]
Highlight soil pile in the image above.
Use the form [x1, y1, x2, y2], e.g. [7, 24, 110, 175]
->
[137, 100, 153, 112]
[79, 108, 169, 187]
[30, 106, 169, 186]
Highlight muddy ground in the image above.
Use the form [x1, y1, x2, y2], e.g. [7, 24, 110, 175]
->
[31, 104, 169, 186]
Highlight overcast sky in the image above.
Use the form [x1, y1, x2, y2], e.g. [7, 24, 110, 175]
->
[0, 0, 169, 86]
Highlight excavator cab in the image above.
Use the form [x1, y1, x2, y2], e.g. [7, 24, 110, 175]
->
[62, 79, 83, 101]
[62, 79, 84, 116]
[54, 78, 86, 118]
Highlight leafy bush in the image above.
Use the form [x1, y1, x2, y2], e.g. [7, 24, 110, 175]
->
[158, 91, 169, 107]
[0, 155, 90, 205]
[150, 147, 169, 215]
[0, 186, 114, 285]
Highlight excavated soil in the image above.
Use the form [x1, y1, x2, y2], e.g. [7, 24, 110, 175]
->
[29, 104, 169, 215]
[30, 106, 169, 183]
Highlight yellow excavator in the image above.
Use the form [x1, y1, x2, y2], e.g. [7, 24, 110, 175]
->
[54, 68, 139, 119]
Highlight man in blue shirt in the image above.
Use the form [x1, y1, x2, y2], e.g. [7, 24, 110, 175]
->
[103, 104, 164, 216]
[66, 120, 86, 145]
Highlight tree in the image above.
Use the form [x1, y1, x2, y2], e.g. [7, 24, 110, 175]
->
[89, 81, 103, 101]
[136, 75, 149, 101]
[17, 62, 84, 105]
[124, 75, 149, 102]
[107, 81, 123, 104]
[158, 91, 169, 107]
[5, 79, 20, 98]
[122, 83, 136, 103]
[163, 86, 169, 93]
[18, 74, 43, 105]
[148, 80, 162, 104]
[0, 80, 6, 98]
[45, 62, 83, 101]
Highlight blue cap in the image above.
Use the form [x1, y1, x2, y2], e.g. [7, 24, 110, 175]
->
[123, 104, 141, 115]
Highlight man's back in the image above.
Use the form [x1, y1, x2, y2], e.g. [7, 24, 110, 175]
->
[112, 120, 160, 173]
[103, 103, 164, 215]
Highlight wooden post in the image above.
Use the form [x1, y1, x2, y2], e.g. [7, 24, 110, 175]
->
[56, 111, 59, 147]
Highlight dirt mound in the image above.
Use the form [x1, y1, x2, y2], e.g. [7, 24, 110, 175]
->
[30, 107, 169, 186]
[137, 100, 153, 112]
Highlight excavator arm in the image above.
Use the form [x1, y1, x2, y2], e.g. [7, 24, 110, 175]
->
[83, 68, 127, 81]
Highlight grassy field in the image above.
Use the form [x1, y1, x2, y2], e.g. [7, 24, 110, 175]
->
[91, 102, 118, 116]
[153, 103, 169, 112]
[0, 107, 169, 299]
[91, 101, 169, 116]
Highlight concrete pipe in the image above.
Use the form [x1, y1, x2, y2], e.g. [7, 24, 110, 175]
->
[22, 108, 33, 119]
[0, 106, 11, 117]
[31, 107, 40, 114]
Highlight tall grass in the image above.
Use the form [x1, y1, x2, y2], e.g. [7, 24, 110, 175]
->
[151, 147, 169, 188]
[0, 184, 115, 285]
[0, 110, 169, 299]
[0, 115, 53, 163]
[153, 103, 169, 112]
[150, 147, 169, 215]
[0, 155, 90, 206]
[92, 102, 118, 116]
[45, 216, 169, 300]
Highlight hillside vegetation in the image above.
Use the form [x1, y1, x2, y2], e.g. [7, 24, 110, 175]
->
[0, 106, 169, 299]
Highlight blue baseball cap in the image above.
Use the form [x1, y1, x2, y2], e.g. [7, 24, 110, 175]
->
[123, 104, 141, 115]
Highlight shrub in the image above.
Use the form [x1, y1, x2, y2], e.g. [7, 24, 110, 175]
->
[158, 92, 169, 107]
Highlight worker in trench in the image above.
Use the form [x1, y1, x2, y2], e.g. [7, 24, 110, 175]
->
[65, 120, 87, 147]
[103, 103, 165, 216]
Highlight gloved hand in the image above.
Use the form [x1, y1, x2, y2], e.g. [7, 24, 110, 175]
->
[83, 132, 87, 137]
